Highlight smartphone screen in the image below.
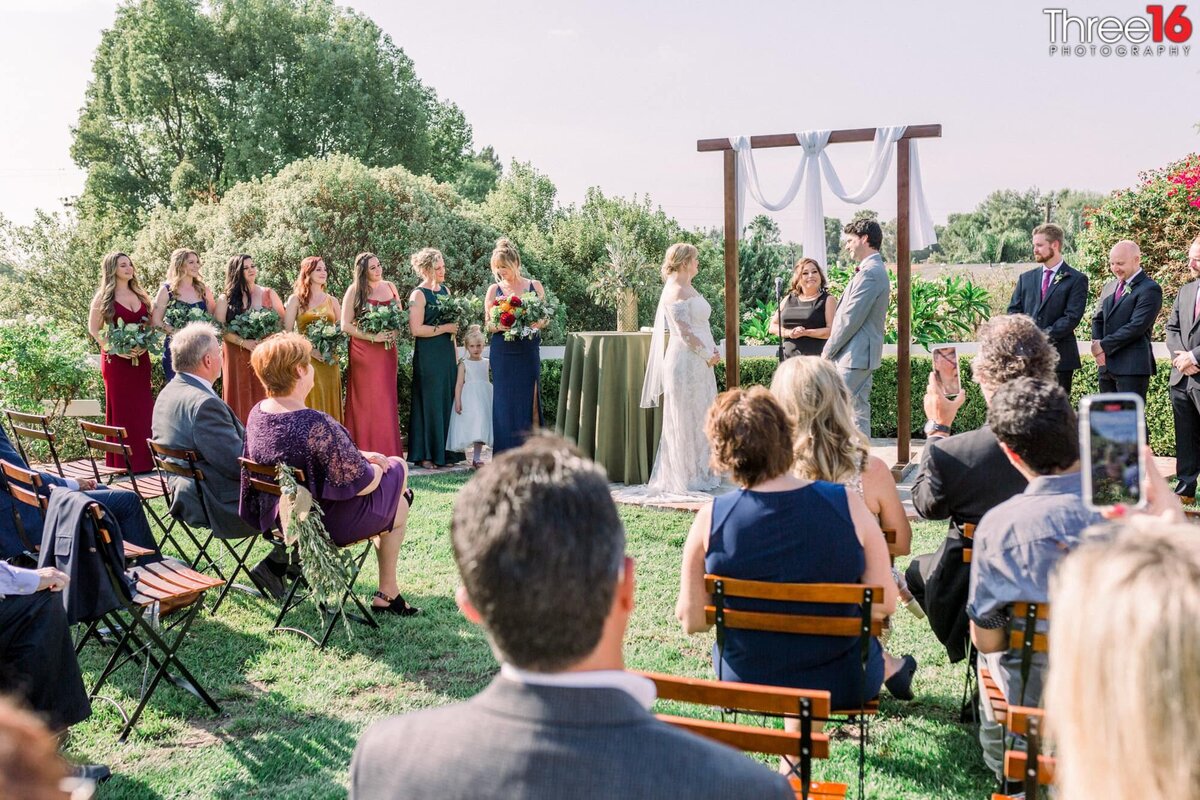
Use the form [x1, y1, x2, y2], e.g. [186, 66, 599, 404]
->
[1081, 395, 1144, 509]
[930, 345, 961, 398]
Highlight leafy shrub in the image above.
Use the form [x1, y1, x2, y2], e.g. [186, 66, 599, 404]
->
[0, 315, 100, 415]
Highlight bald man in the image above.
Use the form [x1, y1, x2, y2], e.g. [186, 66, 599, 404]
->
[1090, 240, 1163, 400]
[1165, 236, 1200, 496]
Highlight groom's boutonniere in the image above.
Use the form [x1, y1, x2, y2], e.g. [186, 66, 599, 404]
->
[1053, 272, 1066, 285]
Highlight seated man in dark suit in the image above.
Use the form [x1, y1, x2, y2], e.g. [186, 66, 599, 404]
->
[906, 315, 1057, 664]
[350, 436, 793, 800]
[0, 425, 156, 561]
[150, 322, 289, 597]
[1090, 239, 1163, 400]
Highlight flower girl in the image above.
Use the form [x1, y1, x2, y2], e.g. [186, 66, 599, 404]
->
[447, 325, 493, 468]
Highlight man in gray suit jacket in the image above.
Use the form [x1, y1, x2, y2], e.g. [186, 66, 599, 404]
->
[823, 218, 890, 436]
[1166, 235, 1200, 497]
[150, 323, 288, 596]
[350, 437, 792, 800]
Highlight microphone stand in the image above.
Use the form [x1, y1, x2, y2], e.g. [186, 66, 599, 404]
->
[775, 275, 784, 362]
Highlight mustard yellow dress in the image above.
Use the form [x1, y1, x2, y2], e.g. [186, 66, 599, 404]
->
[297, 296, 344, 423]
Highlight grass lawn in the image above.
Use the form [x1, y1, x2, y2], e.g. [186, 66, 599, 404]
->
[66, 472, 995, 799]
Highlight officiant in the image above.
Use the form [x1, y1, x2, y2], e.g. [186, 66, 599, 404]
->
[768, 257, 839, 359]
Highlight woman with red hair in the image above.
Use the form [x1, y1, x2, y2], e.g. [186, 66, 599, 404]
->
[284, 256, 344, 422]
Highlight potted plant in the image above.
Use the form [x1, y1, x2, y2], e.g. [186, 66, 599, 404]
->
[587, 226, 657, 332]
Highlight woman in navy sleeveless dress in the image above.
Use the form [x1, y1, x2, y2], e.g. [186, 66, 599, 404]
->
[151, 248, 215, 383]
[485, 238, 546, 453]
[675, 387, 895, 710]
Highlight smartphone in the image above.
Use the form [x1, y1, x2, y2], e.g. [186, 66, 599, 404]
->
[929, 345, 961, 398]
[1079, 393, 1146, 510]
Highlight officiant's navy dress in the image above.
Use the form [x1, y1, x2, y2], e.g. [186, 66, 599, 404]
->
[490, 282, 543, 453]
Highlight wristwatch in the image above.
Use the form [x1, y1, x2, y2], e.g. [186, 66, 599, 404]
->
[923, 420, 951, 437]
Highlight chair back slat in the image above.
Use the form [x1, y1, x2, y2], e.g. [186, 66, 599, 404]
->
[0, 460, 46, 513]
[880, 527, 898, 545]
[703, 576, 880, 605]
[238, 457, 307, 498]
[654, 714, 829, 759]
[1010, 602, 1050, 620]
[147, 441, 205, 481]
[4, 410, 50, 427]
[1003, 751, 1056, 785]
[1005, 706, 1044, 736]
[639, 670, 831, 719]
[9, 424, 51, 442]
[1008, 630, 1049, 653]
[705, 607, 882, 637]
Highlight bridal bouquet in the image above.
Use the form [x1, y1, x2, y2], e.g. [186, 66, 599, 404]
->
[103, 317, 165, 367]
[357, 302, 407, 350]
[490, 292, 556, 341]
[227, 308, 282, 342]
[163, 303, 219, 333]
[304, 320, 346, 364]
[438, 294, 483, 333]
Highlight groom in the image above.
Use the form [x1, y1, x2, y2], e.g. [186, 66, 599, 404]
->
[823, 218, 890, 437]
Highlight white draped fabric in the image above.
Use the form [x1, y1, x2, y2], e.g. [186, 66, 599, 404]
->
[732, 126, 937, 268]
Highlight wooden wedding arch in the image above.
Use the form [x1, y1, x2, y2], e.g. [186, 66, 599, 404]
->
[698, 124, 942, 471]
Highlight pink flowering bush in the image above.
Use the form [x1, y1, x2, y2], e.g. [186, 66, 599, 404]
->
[1076, 154, 1200, 332]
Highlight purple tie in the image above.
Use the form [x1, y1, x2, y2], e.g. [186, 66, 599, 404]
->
[1040, 269, 1053, 299]
[1115, 280, 1126, 303]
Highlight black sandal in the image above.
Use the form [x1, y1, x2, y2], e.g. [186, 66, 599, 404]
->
[372, 591, 421, 616]
[403, 488, 415, 507]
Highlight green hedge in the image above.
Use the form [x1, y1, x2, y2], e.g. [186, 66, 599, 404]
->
[538, 355, 1180, 457]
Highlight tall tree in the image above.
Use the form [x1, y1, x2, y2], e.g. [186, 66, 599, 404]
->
[71, 0, 474, 232]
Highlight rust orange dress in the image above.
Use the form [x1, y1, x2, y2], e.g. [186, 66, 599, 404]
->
[344, 297, 403, 457]
[101, 301, 155, 473]
[222, 289, 278, 425]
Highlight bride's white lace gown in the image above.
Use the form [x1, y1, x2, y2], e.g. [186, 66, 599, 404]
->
[645, 294, 721, 497]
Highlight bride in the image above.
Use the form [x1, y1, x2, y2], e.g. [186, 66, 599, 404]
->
[638, 242, 723, 498]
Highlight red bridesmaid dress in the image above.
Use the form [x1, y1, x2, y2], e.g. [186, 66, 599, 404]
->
[344, 298, 404, 457]
[101, 301, 155, 473]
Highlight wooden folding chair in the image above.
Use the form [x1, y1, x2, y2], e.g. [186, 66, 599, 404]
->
[0, 459, 153, 566]
[979, 600, 1049, 724]
[77, 502, 223, 741]
[992, 707, 1054, 800]
[146, 440, 260, 613]
[637, 671, 846, 800]
[4, 409, 123, 482]
[958, 522, 980, 724]
[238, 457, 380, 648]
[705, 574, 883, 798]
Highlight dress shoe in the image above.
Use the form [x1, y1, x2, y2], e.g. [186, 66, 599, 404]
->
[1174, 480, 1196, 499]
[71, 763, 112, 784]
[248, 560, 287, 600]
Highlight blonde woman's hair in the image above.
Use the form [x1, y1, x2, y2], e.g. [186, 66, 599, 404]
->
[661, 242, 698, 280]
[167, 248, 206, 297]
[464, 324, 486, 348]
[490, 238, 522, 277]
[411, 247, 443, 279]
[1046, 518, 1200, 800]
[769, 356, 869, 484]
[96, 251, 152, 324]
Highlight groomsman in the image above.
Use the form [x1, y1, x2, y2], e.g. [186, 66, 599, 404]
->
[1090, 240, 1163, 400]
[823, 218, 890, 437]
[1007, 223, 1088, 392]
[1165, 235, 1200, 497]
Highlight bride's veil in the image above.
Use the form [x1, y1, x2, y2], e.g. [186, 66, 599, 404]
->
[639, 294, 668, 408]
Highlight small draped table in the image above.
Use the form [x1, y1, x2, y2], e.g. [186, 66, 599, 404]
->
[554, 332, 665, 485]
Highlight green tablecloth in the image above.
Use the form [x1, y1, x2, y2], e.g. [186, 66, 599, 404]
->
[555, 332, 664, 484]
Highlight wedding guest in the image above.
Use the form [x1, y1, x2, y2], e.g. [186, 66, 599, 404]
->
[1006, 223, 1088, 392]
[769, 257, 838, 359]
[240, 333, 418, 616]
[1090, 240, 1162, 401]
[676, 387, 896, 713]
[822, 219, 890, 436]
[151, 248, 215, 384]
[447, 325, 492, 469]
[769, 356, 918, 699]
[351, 435, 791, 799]
[1164, 235, 1200, 497]
[1046, 521, 1200, 800]
[485, 238, 546, 453]
[87, 252, 155, 473]
[0, 696, 82, 798]
[215, 253, 284, 424]
[341, 252, 404, 458]
[284, 256, 343, 423]
[407, 248, 459, 469]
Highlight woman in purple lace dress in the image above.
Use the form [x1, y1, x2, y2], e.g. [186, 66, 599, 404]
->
[238, 332, 420, 616]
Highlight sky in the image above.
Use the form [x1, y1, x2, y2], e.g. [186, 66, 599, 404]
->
[1, 0, 1197, 239]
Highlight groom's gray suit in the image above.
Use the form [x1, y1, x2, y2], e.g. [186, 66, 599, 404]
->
[822, 252, 890, 436]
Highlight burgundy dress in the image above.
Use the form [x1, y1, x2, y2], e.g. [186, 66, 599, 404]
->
[344, 297, 403, 457]
[101, 301, 155, 473]
[239, 405, 405, 546]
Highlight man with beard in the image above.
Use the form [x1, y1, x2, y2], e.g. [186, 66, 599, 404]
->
[1165, 235, 1200, 497]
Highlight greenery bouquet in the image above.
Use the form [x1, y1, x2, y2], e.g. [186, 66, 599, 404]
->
[103, 316, 165, 367]
[163, 303, 219, 333]
[438, 294, 484, 333]
[490, 292, 556, 342]
[304, 320, 347, 364]
[227, 308, 282, 342]
[357, 302, 407, 350]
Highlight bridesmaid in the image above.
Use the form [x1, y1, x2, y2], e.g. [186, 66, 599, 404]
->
[284, 256, 344, 422]
[215, 254, 284, 424]
[406, 247, 460, 469]
[341, 252, 404, 457]
[87, 252, 156, 473]
[484, 237, 546, 453]
[151, 248, 215, 382]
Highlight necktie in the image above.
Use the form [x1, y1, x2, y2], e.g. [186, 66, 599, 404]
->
[1040, 269, 1053, 299]
[1115, 280, 1126, 303]
[1193, 285, 1200, 321]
